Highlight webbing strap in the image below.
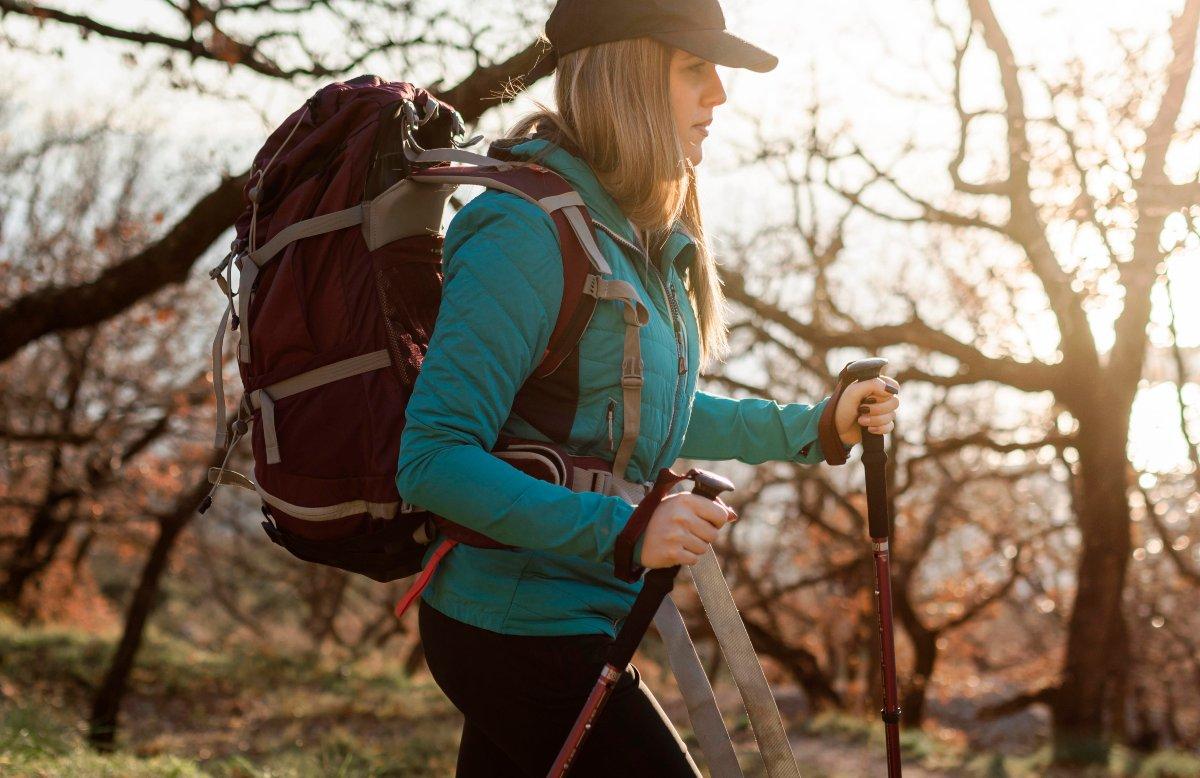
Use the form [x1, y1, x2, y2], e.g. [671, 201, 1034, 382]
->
[570, 467, 651, 504]
[690, 549, 801, 778]
[562, 205, 613, 274]
[414, 147, 516, 168]
[654, 597, 745, 778]
[237, 257, 259, 363]
[584, 277, 648, 482]
[207, 465, 399, 522]
[254, 350, 391, 404]
[259, 392, 280, 464]
[208, 466, 254, 492]
[537, 191, 586, 213]
[247, 203, 365, 268]
[212, 302, 232, 448]
[249, 350, 392, 466]
[199, 407, 250, 514]
[409, 172, 614, 276]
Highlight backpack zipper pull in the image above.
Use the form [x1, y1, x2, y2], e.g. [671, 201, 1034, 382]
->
[606, 399, 616, 451]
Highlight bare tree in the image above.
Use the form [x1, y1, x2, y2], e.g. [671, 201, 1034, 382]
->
[0, 0, 557, 362]
[713, 0, 1199, 761]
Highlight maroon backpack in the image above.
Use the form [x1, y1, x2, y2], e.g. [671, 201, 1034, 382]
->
[201, 75, 624, 583]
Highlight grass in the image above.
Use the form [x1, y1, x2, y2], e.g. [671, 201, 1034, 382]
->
[2, 616, 1198, 776]
[785, 712, 1200, 777]
[0, 615, 459, 776]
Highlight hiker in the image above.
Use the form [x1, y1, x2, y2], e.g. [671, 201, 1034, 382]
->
[394, 0, 901, 774]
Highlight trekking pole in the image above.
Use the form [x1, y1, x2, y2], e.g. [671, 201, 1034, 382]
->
[548, 468, 735, 778]
[842, 357, 902, 777]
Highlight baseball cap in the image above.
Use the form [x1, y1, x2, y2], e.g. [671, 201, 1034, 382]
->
[545, 0, 778, 73]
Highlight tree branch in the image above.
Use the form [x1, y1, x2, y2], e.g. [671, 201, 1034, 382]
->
[0, 41, 554, 363]
[722, 269, 1065, 395]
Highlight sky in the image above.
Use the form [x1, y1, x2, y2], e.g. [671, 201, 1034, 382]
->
[2, 0, 1198, 472]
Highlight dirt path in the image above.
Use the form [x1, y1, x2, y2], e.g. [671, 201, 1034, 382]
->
[785, 733, 954, 778]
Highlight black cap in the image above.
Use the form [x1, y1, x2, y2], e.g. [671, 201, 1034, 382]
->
[545, 0, 778, 73]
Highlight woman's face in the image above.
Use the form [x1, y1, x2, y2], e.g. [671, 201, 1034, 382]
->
[668, 47, 728, 166]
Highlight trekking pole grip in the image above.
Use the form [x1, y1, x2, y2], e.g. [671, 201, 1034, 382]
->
[606, 469, 734, 668]
[842, 358, 893, 540]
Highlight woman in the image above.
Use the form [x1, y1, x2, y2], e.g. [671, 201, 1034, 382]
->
[396, 0, 901, 774]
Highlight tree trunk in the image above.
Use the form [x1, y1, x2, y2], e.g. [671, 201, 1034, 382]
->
[87, 514, 189, 751]
[0, 504, 73, 606]
[1050, 412, 1133, 763]
[900, 629, 937, 728]
[737, 617, 843, 711]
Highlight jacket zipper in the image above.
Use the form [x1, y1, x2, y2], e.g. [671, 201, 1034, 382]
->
[594, 221, 687, 474]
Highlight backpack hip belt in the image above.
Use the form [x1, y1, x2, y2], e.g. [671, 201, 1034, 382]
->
[392, 436, 651, 619]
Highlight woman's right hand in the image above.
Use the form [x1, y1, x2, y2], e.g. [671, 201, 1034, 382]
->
[637, 492, 738, 569]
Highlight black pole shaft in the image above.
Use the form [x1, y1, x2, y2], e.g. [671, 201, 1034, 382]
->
[607, 565, 678, 670]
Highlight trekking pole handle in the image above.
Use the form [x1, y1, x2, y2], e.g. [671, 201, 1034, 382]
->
[843, 358, 894, 540]
[552, 470, 736, 776]
[605, 469, 734, 670]
[690, 469, 735, 501]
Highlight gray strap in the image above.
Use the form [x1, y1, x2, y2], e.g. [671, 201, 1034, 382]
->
[207, 464, 399, 522]
[236, 256, 259, 363]
[538, 191, 586, 212]
[212, 302, 231, 448]
[654, 597, 745, 778]
[247, 203, 365, 267]
[583, 277, 648, 482]
[690, 549, 801, 778]
[199, 408, 251, 512]
[208, 466, 255, 491]
[561, 205, 613, 274]
[414, 147, 517, 168]
[252, 350, 391, 404]
[412, 171, 614, 275]
[569, 467, 655, 504]
[248, 350, 392, 466]
[259, 391, 281, 464]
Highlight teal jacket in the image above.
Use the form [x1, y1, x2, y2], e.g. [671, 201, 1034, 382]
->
[395, 138, 850, 638]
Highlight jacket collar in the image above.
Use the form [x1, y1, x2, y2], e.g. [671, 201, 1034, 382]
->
[488, 136, 698, 276]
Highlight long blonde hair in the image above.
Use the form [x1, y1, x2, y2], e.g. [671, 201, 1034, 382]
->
[499, 35, 729, 366]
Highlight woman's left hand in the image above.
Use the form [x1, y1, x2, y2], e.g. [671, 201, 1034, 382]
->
[834, 375, 901, 447]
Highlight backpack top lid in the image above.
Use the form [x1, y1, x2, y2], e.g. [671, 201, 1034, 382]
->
[234, 76, 452, 250]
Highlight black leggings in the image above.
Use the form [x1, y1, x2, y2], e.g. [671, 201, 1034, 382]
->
[418, 599, 701, 777]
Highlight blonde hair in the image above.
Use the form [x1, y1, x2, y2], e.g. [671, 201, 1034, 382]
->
[499, 35, 728, 366]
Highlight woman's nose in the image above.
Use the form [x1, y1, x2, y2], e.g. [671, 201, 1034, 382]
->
[706, 70, 727, 108]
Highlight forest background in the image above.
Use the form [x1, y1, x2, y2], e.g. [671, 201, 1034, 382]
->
[1, 0, 1199, 775]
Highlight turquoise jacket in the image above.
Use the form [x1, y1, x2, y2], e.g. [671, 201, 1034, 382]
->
[395, 137, 850, 638]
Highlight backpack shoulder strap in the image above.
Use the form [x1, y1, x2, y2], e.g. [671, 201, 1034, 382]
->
[409, 163, 607, 377]
[411, 162, 649, 481]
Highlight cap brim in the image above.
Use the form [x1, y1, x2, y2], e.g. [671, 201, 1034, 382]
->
[651, 29, 778, 73]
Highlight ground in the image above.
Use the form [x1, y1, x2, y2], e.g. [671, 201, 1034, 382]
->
[1, 617, 1197, 776]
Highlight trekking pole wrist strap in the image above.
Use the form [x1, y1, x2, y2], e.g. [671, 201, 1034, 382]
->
[817, 362, 856, 466]
[614, 467, 687, 582]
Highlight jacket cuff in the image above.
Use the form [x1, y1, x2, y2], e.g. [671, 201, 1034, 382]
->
[614, 467, 688, 582]
[816, 387, 852, 466]
[797, 436, 855, 466]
